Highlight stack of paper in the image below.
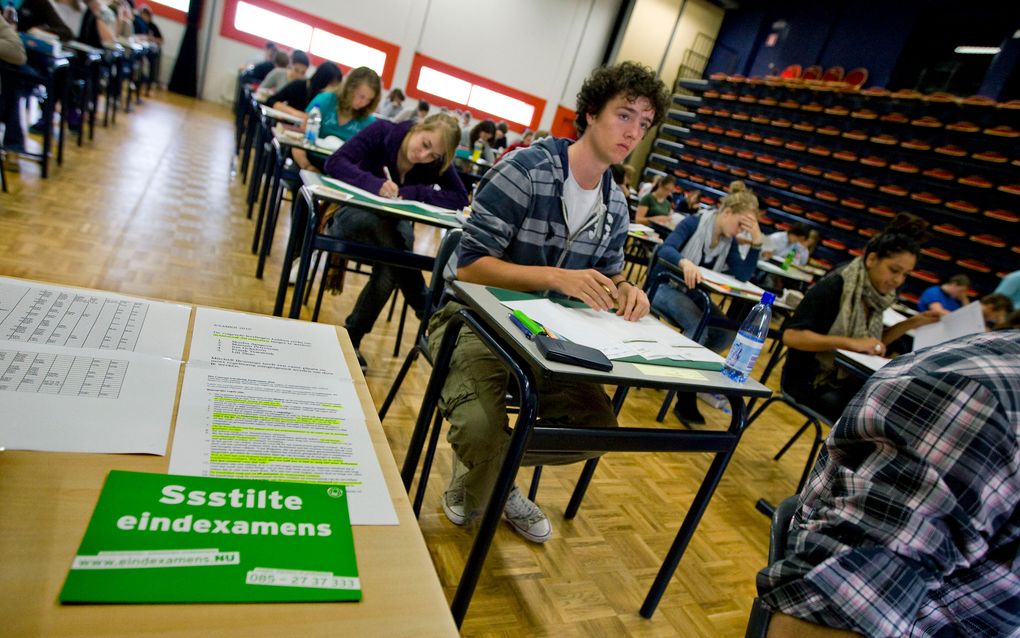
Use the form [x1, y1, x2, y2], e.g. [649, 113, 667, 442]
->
[698, 267, 764, 296]
[501, 299, 724, 367]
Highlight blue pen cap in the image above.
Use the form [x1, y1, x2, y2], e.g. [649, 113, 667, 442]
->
[761, 291, 776, 305]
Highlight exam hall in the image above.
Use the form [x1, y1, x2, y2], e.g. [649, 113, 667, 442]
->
[2, 0, 1020, 636]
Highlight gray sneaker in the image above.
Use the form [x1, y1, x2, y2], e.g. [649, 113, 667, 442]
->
[503, 485, 552, 543]
[442, 456, 468, 526]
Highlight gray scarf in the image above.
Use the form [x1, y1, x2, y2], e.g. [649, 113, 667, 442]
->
[680, 210, 730, 271]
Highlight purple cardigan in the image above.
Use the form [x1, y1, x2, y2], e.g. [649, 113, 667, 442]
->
[323, 120, 469, 210]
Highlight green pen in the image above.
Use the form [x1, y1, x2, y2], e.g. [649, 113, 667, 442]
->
[512, 310, 545, 336]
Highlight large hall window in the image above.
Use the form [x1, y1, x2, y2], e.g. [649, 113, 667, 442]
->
[407, 54, 544, 131]
[148, 0, 190, 22]
[221, 0, 398, 85]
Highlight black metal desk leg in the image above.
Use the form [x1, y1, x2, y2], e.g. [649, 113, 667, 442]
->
[256, 152, 284, 278]
[639, 396, 748, 618]
[273, 191, 307, 316]
[252, 143, 277, 253]
[449, 311, 538, 628]
[288, 189, 317, 319]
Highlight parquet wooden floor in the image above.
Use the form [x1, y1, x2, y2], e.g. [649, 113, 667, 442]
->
[1, 92, 816, 637]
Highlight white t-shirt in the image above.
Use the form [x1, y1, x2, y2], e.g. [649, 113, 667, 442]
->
[562, 172, 600, 237]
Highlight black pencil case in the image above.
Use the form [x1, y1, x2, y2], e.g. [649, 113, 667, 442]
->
[534, 334, 613, 371]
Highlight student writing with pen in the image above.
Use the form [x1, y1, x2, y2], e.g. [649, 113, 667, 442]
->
[320, 113, 468, 368]
[427, 62, 669, 543]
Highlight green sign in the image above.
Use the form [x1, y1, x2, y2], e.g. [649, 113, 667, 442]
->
[60, 471, 360, 603]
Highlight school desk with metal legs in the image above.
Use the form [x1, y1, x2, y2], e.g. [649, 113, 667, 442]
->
[401, 281, 772, 627]
[273, 172, 462, 320]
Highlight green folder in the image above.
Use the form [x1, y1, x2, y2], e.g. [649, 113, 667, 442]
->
[315, 175, 461, 226]
[487, 287, 723, 371]
[60, 471, 360, 603]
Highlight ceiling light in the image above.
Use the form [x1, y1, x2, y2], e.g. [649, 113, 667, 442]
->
[954, 46, 1001, 55]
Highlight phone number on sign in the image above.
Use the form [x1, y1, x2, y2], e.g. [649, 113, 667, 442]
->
[246, 567, 360, 590]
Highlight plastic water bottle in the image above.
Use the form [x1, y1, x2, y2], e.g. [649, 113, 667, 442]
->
[471, 140, 483, 162]
[305, 107, 321, 146]
[722, 291, 776, 382]
[782, 247, 796, 271]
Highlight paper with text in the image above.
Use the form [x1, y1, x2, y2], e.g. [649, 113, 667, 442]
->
[502, 299, 724, 365]
[0, 279, 190, 453]
[171, 309, 395, 525]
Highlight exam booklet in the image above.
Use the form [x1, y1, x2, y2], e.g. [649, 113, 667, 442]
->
[60, 471, 361, 603]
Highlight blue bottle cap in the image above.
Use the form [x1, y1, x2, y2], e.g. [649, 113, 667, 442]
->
[761, 291, 776, 305]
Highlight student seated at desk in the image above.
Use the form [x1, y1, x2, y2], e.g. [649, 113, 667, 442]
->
[255, 49, 308, 101]
[650, 182, 762, 424]
[759, 328, 1020, 638]
[321, 113, 467, 367]
[460, 119, 496, 164]
[994, 269, 1020, 309]
[917, 273, 970, 316]
[291, 66, 379, 173]
[674, 187, 701, 214]
[781, 215, 940, 422]
[265, 61, 342, 124]
[761, 222, 811, 267]
[392, 99, 429, 124]
[430, 61, 667, 543]
[980, 293, 1013, 329]
[634, 174, 676, 225]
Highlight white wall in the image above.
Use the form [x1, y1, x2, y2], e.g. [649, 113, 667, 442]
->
[197, 0, 622, 132]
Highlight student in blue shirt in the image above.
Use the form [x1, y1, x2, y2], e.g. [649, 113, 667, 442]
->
[994, 269, 1020, 309]
[916, 274, 969, 316]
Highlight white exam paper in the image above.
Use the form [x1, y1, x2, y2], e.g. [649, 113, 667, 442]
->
[170, 309, 396, 525]
[0, 279, 190, 454]
[502, 299, 724, 365]
[912, 301, 985, 352]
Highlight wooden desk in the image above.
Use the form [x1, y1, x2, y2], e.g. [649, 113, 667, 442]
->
[274, 173, 462, 319]
[0, 288, 457, 637]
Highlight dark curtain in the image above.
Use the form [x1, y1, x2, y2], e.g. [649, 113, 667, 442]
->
[168, 0, 204, 96]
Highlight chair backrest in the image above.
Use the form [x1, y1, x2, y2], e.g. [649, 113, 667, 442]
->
[645, 244, 713, 343]
[821, 66, 845, 82]
[779, 64, 802, 79]
[801, 65, 822, 81]
[743, 494, 800, 638]
[843, 67, 868, 88]
[768, 495, 800, 563]
[421, 228, 463, 333]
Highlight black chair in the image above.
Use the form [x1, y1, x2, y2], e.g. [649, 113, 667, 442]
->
[744, 495, 799, 638]
[746, 336, 831, 508]
[643, 248, 713, 422]
[377, 228, 462, 419]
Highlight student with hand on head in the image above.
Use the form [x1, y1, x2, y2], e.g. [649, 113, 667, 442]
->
[916, 273, 970, 316]
[781, 214, 941, 422]
[291, 66, 380, 172]
[321, 113, 467, 367]
[393, 99, 429, 124]
[432, 61, 668, 543]
[634, 174, 676, 224]
[649, 180, 763, 424]
[759, 327, 1020, 638]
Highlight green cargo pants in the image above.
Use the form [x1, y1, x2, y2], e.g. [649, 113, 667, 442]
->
[427, 302, 618, 518]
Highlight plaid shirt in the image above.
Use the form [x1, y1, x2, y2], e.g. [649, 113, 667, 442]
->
[758, 330, 1020, 637]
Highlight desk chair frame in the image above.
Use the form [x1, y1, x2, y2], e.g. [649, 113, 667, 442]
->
[403, 296, 761, 626]
[744, 495, 799, 638]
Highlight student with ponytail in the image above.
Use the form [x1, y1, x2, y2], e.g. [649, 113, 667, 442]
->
[781, 214, 941, 421]
[650, 180, 763, 424]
